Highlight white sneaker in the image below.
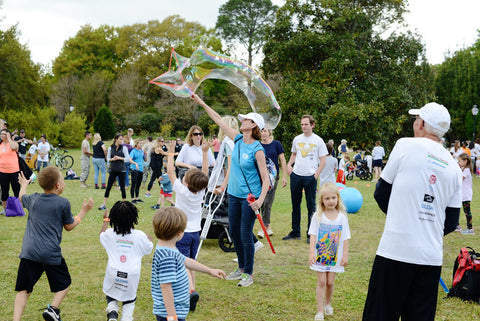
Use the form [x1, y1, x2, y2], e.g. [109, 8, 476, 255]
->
[254, 241, 264, 253]
[257, 229, 265, 239]
[314, 312, 324, 320]
[461, 229, 475, 235]
[324, 304, 333, 316]
[267, 227, 273, 236]
[237, 273, 253, 287]
[225, 269, 243, 280]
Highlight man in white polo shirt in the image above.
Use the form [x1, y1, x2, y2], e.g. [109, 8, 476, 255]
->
[283, 115, 327, 242]
[362, 103, 462, 321]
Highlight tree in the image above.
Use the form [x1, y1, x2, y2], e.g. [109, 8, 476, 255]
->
[216, 0, 278, 66]
[52, 25, 120, 78]
[0, 25, 46, 111]
[109, 68, 147, 115]
[50, 75, 78, 121]
[435, 37, 480, 141]
[263, 0, 434, 150]
[93, 105, 116, 140]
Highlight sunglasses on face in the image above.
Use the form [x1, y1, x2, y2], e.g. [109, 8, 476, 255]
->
[192, 132, 203, 137]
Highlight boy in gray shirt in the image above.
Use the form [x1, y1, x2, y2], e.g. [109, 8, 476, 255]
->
[13, 166, 93, 321]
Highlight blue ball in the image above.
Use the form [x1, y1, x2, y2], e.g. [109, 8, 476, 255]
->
[335, 182, 346, 190]
[339, 187, 363, 213]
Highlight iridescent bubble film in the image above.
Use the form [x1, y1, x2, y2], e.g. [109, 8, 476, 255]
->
[150, 48, 281, 129]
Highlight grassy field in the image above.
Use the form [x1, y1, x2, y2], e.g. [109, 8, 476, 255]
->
[0, 147, 479, 320]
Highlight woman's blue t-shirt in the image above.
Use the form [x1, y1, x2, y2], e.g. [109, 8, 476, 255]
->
[129, 148, 145, 172]
[228, 134, 264, 199]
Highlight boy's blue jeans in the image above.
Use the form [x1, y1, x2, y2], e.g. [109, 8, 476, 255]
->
[228, 194, 256, 275]
[290, 172, 317, 236]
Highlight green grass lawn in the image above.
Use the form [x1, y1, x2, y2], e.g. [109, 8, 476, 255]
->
[1, 148, 479, 320]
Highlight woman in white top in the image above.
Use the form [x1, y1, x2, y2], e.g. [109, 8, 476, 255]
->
[450, 140, 462, 158]
[372, 140, 385, 181]
[175, 125, 215, 179]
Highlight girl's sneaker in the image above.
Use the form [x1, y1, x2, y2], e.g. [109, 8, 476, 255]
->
[455, 225, 462, 232]
[314, 312, 324, 321]
[324, 304, 334, 316]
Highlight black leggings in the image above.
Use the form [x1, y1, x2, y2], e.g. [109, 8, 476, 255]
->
[104, 171, 126, 199]
[0, 171, 20, 202]
[130, 170, 143, 198]
[147, 168, 162, 191]
[462, 201, 473, 230]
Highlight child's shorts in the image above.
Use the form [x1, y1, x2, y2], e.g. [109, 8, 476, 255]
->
[15, 258, 71, 293]
[160, 189, 172, 198]
[176, 232, 200, 259]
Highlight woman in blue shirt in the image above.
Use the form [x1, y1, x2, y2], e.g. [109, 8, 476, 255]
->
[192, 94, 269, 288]
[129, 139, 145, 204]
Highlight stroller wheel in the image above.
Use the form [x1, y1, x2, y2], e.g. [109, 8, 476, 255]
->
[346, 172, 354, 180]
[365, 172, 373, 181]
[218, 230, 235, 252]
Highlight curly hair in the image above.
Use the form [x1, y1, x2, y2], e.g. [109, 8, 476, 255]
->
[109, 201, 139, 236]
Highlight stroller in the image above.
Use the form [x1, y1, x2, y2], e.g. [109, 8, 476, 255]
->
[346, 159, 372, 181]
[195, 138, 235, 259]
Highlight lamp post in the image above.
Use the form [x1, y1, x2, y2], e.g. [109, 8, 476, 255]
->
[472, 105, 479, 143]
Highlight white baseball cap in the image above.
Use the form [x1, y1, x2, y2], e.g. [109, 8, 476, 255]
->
[238, 113, 265, 130]
[408, 102, 451, 135]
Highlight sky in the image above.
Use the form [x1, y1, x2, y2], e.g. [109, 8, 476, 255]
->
[1, 0, 480, 67]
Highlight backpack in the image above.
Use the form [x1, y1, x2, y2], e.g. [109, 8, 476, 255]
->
[448, 247, 480, 302]
[5, 196, 25, 217]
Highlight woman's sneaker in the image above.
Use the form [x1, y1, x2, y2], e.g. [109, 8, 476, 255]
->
[237, 273, 253, 287]
[314, 312, 324, 321]
[455, 225, 462, 232]
[324, 304, 334, 316]
[225, 269, 243, 280]
[42, 305, 61, 321]
[98, 204, 107, 210]
[257, 229, 265, 239]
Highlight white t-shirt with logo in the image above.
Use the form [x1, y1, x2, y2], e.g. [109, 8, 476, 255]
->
[174, 179, 205, 232]
[377, 137, 462, 266]
[100, 229, 153, 301]
[291, 133, 328, 176]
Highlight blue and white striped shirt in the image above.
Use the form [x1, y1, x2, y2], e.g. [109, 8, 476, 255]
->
[151, 246, 189, 318]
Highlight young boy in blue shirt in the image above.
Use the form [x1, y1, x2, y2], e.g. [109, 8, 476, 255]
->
[151, 207, 225, 321]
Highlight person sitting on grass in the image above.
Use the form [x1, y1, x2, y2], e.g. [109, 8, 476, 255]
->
[100, 201, 154, 321]
[151, 164, 174, 210]
[151, 207, 226, 321]
[13, 167, 94, 321]
[166, 140, 209, 312]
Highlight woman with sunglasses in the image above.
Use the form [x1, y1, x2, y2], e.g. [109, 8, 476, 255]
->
[191, 94, 269, 287]
[175, 125, 215, 179]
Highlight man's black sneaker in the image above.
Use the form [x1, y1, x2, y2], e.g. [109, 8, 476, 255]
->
[42, 305, 61, 321]
[136, 199, 144, 203]
[131, 200, 137, 204]
[282, 233, 301, 240]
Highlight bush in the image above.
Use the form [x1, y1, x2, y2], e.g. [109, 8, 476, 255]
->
[93, 105, 116, 140]
[59, 112, 87, 147]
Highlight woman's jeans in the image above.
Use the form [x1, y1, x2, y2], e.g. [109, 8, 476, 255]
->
[92, 157, 106, 185]
[228, 194, 256, 275]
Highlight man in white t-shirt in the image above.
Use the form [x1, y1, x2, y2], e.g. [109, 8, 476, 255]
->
[36, 134, 50, 172]
[362, 103, 462, 321]
[283, 115, 328, 241]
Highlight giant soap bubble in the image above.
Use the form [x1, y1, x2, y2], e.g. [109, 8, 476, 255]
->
[150, 48, 281, 129]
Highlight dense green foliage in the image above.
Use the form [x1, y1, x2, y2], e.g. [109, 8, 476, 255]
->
[263, 0, 434, 150]
[435, 35, 480, 142]
[0, 25, 47, 111]
[93, 105, 116, 140]
[216, 0, 278, 66]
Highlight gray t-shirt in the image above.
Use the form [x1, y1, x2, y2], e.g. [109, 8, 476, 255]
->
[20, 193, 74, 265]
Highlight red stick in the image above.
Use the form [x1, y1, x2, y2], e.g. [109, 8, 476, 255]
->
[248, 193, 275, 254]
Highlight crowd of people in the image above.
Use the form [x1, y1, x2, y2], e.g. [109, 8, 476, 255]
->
[3, 99, 476, 321]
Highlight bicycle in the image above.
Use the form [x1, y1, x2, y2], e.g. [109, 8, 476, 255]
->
[50, 147, 74, 170]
